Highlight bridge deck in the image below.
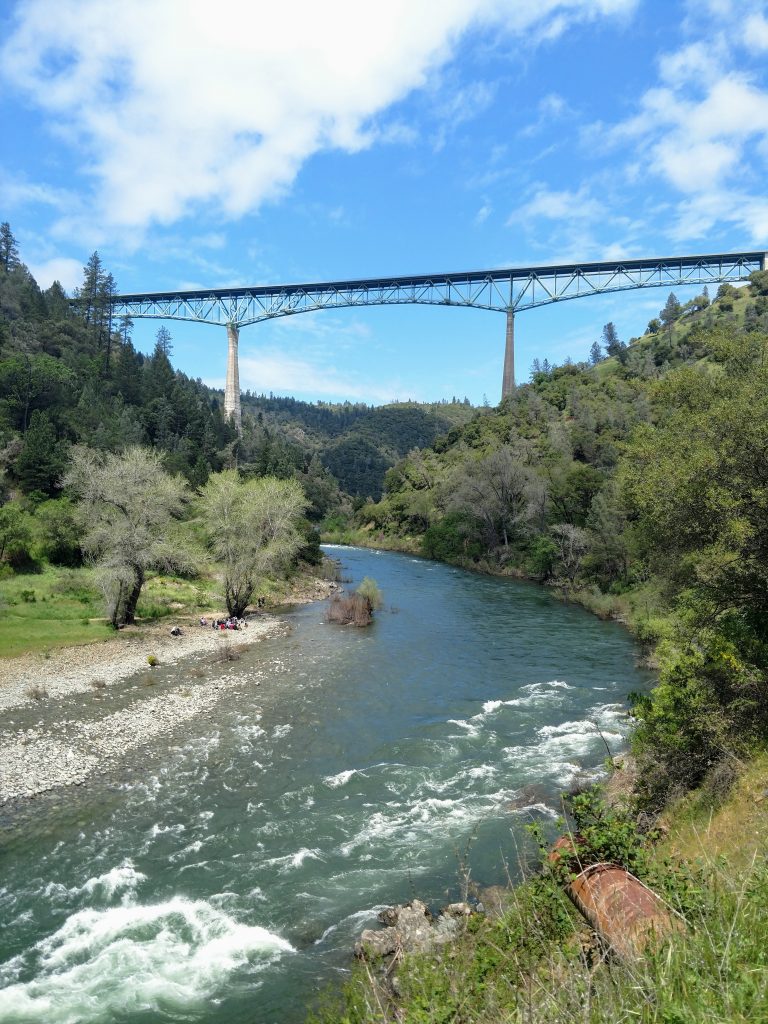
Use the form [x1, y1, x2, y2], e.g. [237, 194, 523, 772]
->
[115, 251, 765, 305]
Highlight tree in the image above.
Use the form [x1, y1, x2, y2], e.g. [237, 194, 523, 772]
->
[64, 446, 191, 626]
[660, 292, 682, 328]
[0, 350, 76, 432]
[589, 341, 602, 366]
[602, 323, 627, 363]
[33, 497, 82, 565]
[0, 222, 20, 273]
[449, 446, 533, 553]
[0, 500, 33, 566]
[199, 471, 307, 617]
[14, 410, 66, 496]
[79, 252, 104, 326]
[550, 523, 589, 593]
[155, 325, 173, 357]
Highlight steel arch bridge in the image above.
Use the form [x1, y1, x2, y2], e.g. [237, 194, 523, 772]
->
[111, 250, 766, 429]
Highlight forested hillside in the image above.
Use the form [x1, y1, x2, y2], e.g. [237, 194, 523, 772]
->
[328, 272, 768, 807]
[0, 220, 475, 573]
[240, 394, 474, 499]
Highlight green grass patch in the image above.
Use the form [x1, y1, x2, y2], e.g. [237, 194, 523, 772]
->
[0, 566, 113, 657]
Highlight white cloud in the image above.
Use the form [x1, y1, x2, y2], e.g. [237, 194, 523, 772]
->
[217, 348, 415, 403]
[27, 256, 83, 291]
[598, 23, 768, 245]
[509, 185, 605, 224]
[1, 0, 637, 237]
[474, 203, 492, 224]
[744, 12, 768, 51]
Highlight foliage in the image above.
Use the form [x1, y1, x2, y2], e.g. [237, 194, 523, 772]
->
[357, 576, 383, 609]
[198, 470, 307, 617]
[64, 445, 192, 625]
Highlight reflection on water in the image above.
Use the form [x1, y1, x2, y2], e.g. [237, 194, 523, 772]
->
[0, 547, 653, 1023]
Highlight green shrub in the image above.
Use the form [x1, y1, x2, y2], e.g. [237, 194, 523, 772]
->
[357, 576, 383, 610]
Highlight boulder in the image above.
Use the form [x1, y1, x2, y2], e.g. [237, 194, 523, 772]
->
[355, 899, 463, 960]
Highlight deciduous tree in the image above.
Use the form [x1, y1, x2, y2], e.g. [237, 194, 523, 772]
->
[199, 471, 307, 617]
[64, 446, 191, 626]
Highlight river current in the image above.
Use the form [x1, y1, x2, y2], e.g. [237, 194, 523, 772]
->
[0, 547, 653, 1023]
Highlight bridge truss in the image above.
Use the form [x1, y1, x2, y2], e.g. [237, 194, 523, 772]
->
[110, 250, 766, 426]
[113, 251, 765, 328]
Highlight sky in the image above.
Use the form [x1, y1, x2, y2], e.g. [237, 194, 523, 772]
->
[2, 0, 768, 405]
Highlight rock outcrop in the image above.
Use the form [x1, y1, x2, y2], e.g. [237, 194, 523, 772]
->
[355, 899, 473, 960]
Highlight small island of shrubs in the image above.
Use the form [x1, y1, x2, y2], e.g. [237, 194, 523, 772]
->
[326, 576, 383, 627]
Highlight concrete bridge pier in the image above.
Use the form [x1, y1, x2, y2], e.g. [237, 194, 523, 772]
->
[502, 308, 515, 400]
[225, 323, 242, 433]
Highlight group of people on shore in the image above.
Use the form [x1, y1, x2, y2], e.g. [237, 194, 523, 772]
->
[199, 616, 248, 631]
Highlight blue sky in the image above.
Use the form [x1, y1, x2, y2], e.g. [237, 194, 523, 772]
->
[2, 0, 768, 404]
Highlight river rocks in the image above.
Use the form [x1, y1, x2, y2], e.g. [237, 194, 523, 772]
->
[0, 620, 286, 805]
[355, 899, 468, 961]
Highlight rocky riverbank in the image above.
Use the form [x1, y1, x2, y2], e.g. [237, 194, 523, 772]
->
[0, 577, 338, 806]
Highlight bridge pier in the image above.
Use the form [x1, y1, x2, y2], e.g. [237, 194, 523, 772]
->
[502, 308, 515, 400]
[225, 323, 242, 433]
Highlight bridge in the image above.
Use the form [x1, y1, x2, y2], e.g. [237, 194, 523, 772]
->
[112, 250, 766, 430]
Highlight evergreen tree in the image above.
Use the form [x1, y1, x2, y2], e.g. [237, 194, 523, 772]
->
[660, 292, 683, 328]
[0, 222, 20, 273]
[80, 252, 104, 326]
[155, 325, 173, 356]
[119, 313, 134, 345]
[99, 271, 117, 370]
[14, 410, 66, 496]
[602, 322, 624, 357]
[589, 340, 602, 365]
[44, 281, 70, 320]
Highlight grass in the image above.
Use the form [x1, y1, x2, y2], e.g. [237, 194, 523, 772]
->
[0, 566, 113, 657]
[0, 566, 225, 658]
[659, 750, 768, 872]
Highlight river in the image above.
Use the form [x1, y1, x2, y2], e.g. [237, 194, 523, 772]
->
[0, 546, 653, 1023]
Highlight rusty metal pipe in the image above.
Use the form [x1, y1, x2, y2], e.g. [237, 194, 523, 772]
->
[567, 862, 681, 960]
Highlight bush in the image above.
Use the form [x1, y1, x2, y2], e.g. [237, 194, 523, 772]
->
[422, 513, 482, 562]
[357, 576, 383, 610]
[33, 497, 82, 566]
[326, 593, 373, 627]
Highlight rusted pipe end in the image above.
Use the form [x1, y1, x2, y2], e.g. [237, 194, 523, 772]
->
[568, 863, 682, 960]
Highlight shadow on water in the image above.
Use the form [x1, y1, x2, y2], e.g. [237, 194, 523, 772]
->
[0, 546, 654, 1024]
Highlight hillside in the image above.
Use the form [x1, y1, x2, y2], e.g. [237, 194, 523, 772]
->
[240, 393, 475, 500]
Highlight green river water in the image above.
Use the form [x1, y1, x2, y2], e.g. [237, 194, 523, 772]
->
[0, 546, 653, 1023]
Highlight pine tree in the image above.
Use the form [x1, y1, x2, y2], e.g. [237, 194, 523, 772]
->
[98, 271, 117, 371]
[589, 341, 602, 365]
[119, 313, 134, 345]
[14, 411, 66, 496]
[80, 252, 104, 326]
[660, 292, 683, 327]
[0, 222, 20, 273]
[155, 325, 173, 356]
